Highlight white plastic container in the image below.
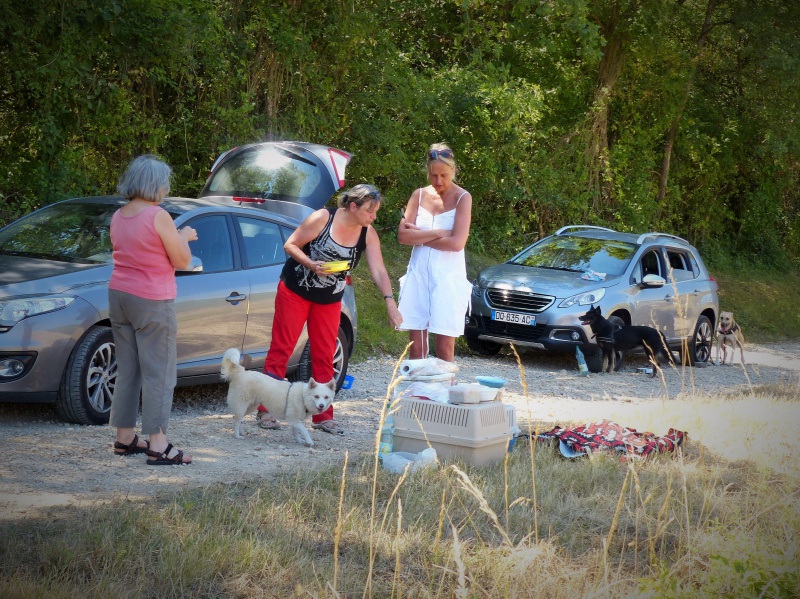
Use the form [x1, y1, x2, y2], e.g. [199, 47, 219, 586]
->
[448, 383, 482, 404]
[478, 386, 499, 402]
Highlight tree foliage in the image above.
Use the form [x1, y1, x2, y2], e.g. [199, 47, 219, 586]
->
[1, 0, 798, 263]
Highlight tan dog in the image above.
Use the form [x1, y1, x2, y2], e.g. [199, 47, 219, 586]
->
[220, 348, 335, 445]
[715, 311, 745, 365]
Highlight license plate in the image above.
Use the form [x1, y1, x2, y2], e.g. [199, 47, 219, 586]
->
[491, 310, 535, 325]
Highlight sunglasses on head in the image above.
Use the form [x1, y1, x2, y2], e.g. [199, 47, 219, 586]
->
[428, 149, 453, 160]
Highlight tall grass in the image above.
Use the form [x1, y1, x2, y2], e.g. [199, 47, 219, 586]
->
[1, 378, 798, 598]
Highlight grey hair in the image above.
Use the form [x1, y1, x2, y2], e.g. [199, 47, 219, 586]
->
[117, 154, 172, 202]
[337, 183, 383, 208]
[426, 142, 457, 174]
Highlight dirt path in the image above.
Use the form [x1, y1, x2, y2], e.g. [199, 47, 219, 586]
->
[1, 343, 798, 519]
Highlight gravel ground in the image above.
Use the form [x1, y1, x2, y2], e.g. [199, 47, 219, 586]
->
[1, 342, 798, 519]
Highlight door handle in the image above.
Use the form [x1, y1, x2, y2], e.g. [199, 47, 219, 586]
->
[226, 292, 247, 304]
[664, 294, 673, 302]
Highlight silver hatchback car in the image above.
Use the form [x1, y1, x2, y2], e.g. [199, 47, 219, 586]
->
[0, 142, 357, 424]
[465, 225, 719, 372]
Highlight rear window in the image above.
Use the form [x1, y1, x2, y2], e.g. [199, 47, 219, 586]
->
[512, 236, 637, 276]
[203, 146, 323, 202]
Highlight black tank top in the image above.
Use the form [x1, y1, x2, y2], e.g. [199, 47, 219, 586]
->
[281, 208, 368, 304]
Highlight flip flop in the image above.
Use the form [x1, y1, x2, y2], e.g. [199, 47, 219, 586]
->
[312, 420, 345, 435]
[146, 444, 192, 466]
[113, 433, 149, 456]
[257, 412, 281, 430]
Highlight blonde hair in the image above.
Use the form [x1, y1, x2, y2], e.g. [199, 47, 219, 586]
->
[426, 143, 457, 174]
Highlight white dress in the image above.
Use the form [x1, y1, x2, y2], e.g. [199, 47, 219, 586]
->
[397, 190, 473, 337]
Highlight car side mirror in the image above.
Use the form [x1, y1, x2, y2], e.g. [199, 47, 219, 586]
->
[178, 256, 204, 273]
[641, 274, 665, 288]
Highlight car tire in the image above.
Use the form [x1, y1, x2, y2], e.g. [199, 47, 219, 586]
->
[683, 315, 713, 365]
[56, 326, 116, 425]
[584, 347, 605, 373]
[295, 325, 350, 392]
[466, 335, 502, 356]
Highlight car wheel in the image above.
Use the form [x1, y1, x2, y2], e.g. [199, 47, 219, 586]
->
[584, 347, 604, 373]
[56, 326, 116, 425]
[683, 315, 713, 365]
[466, 335, 502, 356]
[296, 325, 350, 392]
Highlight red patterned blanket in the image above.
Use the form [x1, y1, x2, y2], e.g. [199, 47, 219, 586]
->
[535, 419, 686, 460]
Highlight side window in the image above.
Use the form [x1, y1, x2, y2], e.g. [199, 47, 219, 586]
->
[666, 249, 695, 282]
[640, 250, 662, 278]
[185, 215, 234, 273]
[237, 217, 286, 268]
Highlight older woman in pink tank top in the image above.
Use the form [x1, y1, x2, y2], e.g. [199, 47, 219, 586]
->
[108, 155, 197, 466]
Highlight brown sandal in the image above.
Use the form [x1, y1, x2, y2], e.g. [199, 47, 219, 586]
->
[312, 420, 345, 435]
[114, 434, 149, 456]
[257, 411, 281, 430]
[146, 444, 192, 466]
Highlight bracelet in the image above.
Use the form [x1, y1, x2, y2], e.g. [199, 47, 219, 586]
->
[383, 294, 394, 300]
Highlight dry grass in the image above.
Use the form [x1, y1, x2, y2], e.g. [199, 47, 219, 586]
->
[1, 379, 798, 598]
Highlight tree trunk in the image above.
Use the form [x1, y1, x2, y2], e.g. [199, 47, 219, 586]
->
[656, 0, 718, 218]
[585, 2, 626, 212]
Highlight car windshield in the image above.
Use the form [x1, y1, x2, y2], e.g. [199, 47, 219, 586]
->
[0, 202, 119, 264]
[204, 146, 322, 200]
[511, 235, 636, 276]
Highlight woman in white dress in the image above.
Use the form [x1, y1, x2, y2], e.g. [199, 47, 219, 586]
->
[397, 143, 473, 361]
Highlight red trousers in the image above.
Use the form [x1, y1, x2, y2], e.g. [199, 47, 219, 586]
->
[259, 281, 339, 423]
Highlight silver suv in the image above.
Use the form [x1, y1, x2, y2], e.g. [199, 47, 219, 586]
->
[465, 226, 718, 372]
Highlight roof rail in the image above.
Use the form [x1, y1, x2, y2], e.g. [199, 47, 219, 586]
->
[554, 225, 616, 236]
[635, 232, 690, 245]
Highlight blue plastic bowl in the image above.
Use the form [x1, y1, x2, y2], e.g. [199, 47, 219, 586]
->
[341, 374, 354, 390]
[475, 376, 507, 389]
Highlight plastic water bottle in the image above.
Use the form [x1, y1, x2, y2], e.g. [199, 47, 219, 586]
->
[379, 409, 395, 461]
[575, 346, 589, 376]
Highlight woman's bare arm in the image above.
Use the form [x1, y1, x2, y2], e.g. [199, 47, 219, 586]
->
[424, 192, 472, 252]
[283, 209, 330, 270]
[397, 188, 453, 246]
[155, 209, 196, 270]
[363, 227, 403, 328]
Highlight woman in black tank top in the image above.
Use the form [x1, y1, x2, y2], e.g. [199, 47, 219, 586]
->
[256, 184, 403, 435]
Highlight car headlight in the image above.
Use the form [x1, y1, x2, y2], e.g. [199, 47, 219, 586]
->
[0, 297, 76, 326]
[559, 287, 606, 308]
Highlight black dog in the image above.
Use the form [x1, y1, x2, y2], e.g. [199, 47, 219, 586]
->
[579, 305, 674, 377]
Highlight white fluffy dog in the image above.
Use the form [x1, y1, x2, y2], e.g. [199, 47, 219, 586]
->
[220, 348, 335, 446]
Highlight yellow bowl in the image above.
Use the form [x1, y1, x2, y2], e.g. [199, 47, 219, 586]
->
[321, 260, 350, 273]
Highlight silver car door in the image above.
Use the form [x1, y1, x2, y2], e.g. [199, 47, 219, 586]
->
[664, 248, 700, 339]
[175, 214, 249, 376]
[235, 216, 288, 369]
[630, 248, 677, 340]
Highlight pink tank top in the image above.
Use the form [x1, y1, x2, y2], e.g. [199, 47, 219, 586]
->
[109, 205, 177, 300]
